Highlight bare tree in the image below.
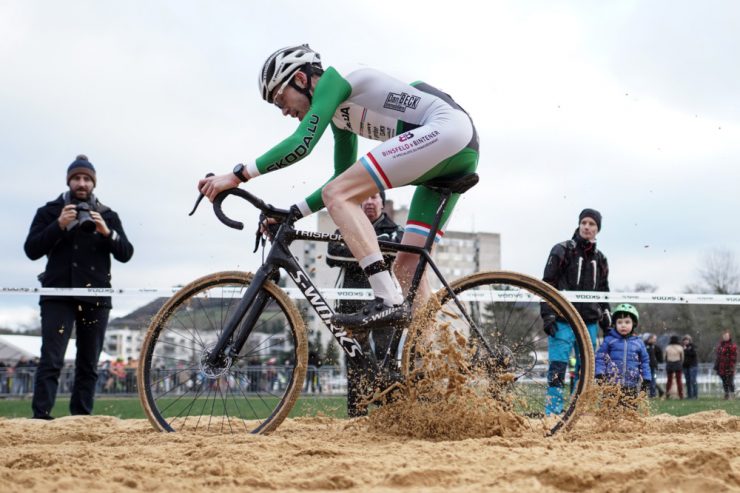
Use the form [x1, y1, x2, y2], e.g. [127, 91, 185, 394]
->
[697, 248, 740, 294]
[633, 282, 658, 293]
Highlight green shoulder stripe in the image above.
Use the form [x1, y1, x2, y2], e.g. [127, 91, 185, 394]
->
[303, 120, 359, 213]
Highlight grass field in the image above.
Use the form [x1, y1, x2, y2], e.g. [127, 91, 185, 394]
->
[0, 395, 737, 420]
[0, 395, 347, 420]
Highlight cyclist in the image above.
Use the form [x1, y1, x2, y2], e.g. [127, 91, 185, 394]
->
[540, 208, 611, 415]
[199, 44, 479, 329]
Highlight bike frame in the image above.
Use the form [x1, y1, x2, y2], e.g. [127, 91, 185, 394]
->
[206, 190, 489, 371]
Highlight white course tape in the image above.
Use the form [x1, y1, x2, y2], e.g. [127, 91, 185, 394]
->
[2, 286, 740, 305]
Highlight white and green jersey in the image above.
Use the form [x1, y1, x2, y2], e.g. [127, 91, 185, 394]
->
[246, 66, 479, 239]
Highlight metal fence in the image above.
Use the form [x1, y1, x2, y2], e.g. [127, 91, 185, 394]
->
[0, 365, 348, 398]
[0, 363, 736, 398]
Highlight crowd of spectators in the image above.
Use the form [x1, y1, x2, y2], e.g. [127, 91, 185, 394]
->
[0, 356, 39, 395]
[0, 334, 736, 399]
[637, 330, 737, 400]
[0, 356, 139, 395]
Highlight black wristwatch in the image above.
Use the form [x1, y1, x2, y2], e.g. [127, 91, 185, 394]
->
[232, 163, 248, 183]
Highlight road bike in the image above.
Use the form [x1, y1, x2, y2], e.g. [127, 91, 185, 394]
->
[137, 173, 594, 435]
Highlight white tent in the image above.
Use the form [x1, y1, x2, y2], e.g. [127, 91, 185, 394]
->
[0, 334, 116, 364]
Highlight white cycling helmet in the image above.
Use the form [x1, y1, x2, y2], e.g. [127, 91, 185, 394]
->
[259, 44, 322, 104]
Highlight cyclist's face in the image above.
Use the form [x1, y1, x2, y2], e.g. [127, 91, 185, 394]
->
[361, 193, 383, 222]
[273, 75, 311, 120]
[578, 217, 598, 241]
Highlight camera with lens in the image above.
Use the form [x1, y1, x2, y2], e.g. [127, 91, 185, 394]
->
[75, 202, 97, 233]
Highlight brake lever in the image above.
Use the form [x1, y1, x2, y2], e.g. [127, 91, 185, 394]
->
[188, 173, 215, 216]
[253, 226, 262, 253]
[253, 213, 267, 253]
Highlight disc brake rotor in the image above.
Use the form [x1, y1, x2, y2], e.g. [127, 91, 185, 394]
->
[199, 343, 233, 378]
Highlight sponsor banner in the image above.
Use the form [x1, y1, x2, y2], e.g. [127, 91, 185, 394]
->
[2, 287, 740, 305]
[1, 286, 181, 297]
[556, 291, 740, 305]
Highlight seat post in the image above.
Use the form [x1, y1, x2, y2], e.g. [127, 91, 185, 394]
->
[406, 191, 451, 302]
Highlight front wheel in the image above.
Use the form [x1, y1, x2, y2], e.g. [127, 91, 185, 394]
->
[137, 271, 308, 434]
[402, 271, 593, 435]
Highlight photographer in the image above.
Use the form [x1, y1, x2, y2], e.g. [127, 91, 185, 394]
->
[24, 155, 134, 419]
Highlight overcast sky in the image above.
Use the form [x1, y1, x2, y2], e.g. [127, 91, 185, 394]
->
[2, 1, 739, 329]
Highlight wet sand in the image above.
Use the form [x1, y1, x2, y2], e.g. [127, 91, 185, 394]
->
[1, 411, 738, 492]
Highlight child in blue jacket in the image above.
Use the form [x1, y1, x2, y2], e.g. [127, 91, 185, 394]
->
[595, 303, 651, 399]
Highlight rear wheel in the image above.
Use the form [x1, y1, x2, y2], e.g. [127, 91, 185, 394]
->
[137, 271, 308, 434]
[402, 271, 593, 435]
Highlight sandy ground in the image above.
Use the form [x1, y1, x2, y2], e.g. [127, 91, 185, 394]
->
[0, 411, 738, 493]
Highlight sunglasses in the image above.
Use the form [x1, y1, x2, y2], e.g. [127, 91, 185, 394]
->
[271, 74, 295, 110]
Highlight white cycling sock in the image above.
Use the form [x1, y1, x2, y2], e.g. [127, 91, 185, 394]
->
[367, 271, 403, 306]
[359, 253, 403, 306]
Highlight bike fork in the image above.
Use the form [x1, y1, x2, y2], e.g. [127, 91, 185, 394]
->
[206, 264, 275, 365]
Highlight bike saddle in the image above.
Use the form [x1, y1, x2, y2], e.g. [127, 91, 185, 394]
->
[423, 173, 479, 195]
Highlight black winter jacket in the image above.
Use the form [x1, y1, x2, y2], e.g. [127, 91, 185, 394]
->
[24, 193, 134, 307]
[646, 342, 663, 370]
[541, 230, 610, 323]
[683, 343, 698, 369]
[326, 213, 403, 313]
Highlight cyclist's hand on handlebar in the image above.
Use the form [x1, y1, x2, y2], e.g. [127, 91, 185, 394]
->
[260, 216, 278, 237]
[258, 204, 303, 238]
[198, 173, 241, 202]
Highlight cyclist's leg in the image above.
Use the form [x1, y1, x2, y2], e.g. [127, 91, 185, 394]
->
[326, 108, 474, 323]
[394, 233, 432, 309]
[394, 146, 479, 309]
[546, 320, 576, 415]
[323, 165, 405, 309]
[322, 165, 386, 263]
[323, 108, 472, 262]
[394, 189, 460, 310]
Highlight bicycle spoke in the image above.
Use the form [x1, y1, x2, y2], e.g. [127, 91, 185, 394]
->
[151, 337, 206, 355]
[241, 336, 287, 359]
[168, 382, 208, 430]
[226, 374, 256, 432]
[150, 367, 200, 400]
[406, 271, 593, 435]
[169, 306, 208, 350]
[139, 272, 307, 435]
